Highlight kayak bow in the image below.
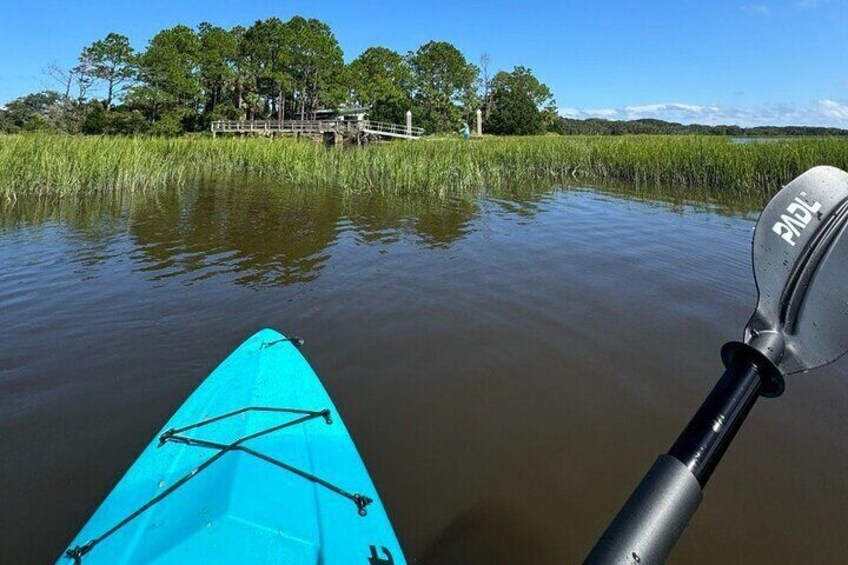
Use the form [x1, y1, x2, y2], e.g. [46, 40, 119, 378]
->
[60, 329, 406, 565]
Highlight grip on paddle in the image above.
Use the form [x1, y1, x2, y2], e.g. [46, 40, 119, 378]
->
[584, 455, 702, 565]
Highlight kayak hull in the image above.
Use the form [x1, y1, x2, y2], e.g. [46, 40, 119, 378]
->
[59, 329, 406, 565]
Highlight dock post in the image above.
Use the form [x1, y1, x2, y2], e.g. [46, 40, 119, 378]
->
[476, 109, 482, 137]
[406, 110, 412, 138]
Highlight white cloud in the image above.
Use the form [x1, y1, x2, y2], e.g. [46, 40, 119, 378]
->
[623, 103, 723, 120]
[558, 100, 848, 127]
[819, 99, 848, 120]
[742, 3, 770, 15]
[586, 108, 620, 118]
[625, 103, 702, 114]
[558, 107, 582, 118]
[560, 107, 619, 119]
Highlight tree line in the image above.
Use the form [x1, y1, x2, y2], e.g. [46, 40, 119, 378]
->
[553, 117, 848, 136]
[2, 16, 842, 138]
[0, 16, 556, 136]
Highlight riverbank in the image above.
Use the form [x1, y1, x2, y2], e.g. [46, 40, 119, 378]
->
[2, 134, 847, 199]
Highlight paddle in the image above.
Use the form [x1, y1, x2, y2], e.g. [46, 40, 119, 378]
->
[585, 166, 848, 565]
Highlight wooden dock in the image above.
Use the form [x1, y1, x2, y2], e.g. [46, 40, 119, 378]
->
[211, 119, 424, 141]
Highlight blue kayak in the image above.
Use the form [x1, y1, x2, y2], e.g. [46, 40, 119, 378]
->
[60, 329, 406, 564]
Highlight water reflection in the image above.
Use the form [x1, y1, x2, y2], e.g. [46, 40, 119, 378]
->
[0, 179, 763, 291]
[127, 185, 343, 287]
[3, 178, 845, 565]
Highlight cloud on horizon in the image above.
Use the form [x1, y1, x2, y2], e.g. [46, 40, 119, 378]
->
[559, 100, 848, 128]
[742, 3, 770, 16]
[742, 0, 841, 16]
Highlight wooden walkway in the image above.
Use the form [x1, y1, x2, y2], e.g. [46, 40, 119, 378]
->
[211, 119, 424, 140]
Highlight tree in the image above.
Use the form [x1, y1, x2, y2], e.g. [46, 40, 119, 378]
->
[106, 108, 150, 134]
[348, 47, 412, 122]
[45, 61, 95, 112]
[45, 62, 74, 102]
[236, 16, 344, 122]
[228, 25, 250, 119]
[285, 16, 345, 119]
[129, 25, 200, 127]
[490, 67, 554, 108]
[197, 23, 239, 122]
[241, 17, 293, 121]
[489, 66, 556, 131]
[485, 86, 542, 135]
[0, 91, 65, 132]
[82, 103, 149, 135]
[479, 52, 492, 119]
[81, 103, 108, 134]
[408, 41, 479, 133]
[42, 62, 94, 132]
[79, 33, 136, 110]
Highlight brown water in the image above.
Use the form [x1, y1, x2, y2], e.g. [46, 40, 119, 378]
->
[1, 181, 846, 564]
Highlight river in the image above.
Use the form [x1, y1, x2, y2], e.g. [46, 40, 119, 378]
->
[1, 180, 845, 563]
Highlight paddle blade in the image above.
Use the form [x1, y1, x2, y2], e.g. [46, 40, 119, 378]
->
[745, 165, 848, 374]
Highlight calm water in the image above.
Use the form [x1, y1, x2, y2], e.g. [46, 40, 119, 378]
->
[1, 181, 846, 564]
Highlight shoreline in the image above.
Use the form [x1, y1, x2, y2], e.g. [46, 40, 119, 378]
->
[2, 134, 846, 199]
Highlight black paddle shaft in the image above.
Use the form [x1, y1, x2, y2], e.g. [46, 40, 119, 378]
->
[586, 166, 848, 564]
[585, 361, 767, 564]
[668, 362, 762, 486]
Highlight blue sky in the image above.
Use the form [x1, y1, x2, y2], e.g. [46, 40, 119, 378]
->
[1, 0, 846, 126]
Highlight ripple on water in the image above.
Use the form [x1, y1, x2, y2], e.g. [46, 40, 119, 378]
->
[1, 181, 844, 565]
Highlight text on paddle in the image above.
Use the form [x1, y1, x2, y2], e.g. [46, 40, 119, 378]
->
[772, 193, 821, 246]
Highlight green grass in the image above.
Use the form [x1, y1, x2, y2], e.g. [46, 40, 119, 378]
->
[2, 134, 847, 200]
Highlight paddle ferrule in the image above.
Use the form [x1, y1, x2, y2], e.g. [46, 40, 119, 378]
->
[586, 167, 848, 564]
[668, 362, 762, 486]
[586, 355, 779, 564]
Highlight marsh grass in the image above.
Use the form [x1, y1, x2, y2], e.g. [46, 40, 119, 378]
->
[2, 134, 846, 199]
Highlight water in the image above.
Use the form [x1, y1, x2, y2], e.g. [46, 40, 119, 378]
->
[1, 181, 846, 564]
[730, 137, 790, 144]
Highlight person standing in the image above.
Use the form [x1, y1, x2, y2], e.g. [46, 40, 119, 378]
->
[460, 121, 470, 141]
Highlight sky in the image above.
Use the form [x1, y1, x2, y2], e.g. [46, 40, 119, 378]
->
[0, 0, 846, 127]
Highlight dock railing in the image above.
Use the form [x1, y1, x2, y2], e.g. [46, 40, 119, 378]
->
[211, 119, 423, 140]
[361, 120, 424, 139]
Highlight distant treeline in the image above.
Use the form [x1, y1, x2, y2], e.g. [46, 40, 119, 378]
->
[0, 16, 556, 136]
[1, 15, 841, 138]
[553, 117, 848, 136]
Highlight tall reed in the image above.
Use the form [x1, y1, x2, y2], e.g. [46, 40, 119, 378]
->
[2, 134, 846, 199]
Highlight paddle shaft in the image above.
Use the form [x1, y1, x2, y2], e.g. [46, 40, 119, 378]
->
[585, 362, 763, 564]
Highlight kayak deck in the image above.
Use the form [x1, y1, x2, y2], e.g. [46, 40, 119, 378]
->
[60, 329, 405, 564]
